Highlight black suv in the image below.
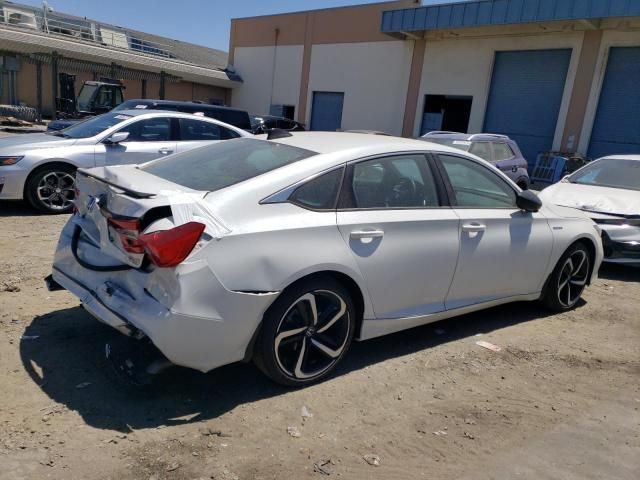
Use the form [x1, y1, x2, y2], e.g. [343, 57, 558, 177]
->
[114, 100, 253, 131]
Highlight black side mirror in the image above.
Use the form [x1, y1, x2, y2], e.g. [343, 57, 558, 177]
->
[516, 190, 542, 212]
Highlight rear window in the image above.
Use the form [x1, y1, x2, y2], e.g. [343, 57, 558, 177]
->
[140, 138, 316, 192]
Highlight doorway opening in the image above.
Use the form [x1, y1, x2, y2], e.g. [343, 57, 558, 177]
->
[420, 95, 472, 135]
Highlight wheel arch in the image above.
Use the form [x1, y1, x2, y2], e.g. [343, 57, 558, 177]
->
[242, 269, 368, 362]
[23, 159, 78, 198]
[541, 235, 598, 299]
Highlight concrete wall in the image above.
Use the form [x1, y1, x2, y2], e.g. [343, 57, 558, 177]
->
[414, 31, 584, 148]
[232, 45, 304, 115]
[306, 41, 413, 135]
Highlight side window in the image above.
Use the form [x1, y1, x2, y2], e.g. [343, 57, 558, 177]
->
[439, 154, 516, 208]
[118, 117, 172, 142]
[179, 118, 221, 141]
[469, 142, 492, 161]
[493, 142, 515, 161]
[290, 168, 344, 210]
[350, 155, 439, 209]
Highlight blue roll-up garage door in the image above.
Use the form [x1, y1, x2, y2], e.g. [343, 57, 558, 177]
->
[588, 47, 640, 159]
[310, 92, 344, 131]
[484, 49, 572, 167]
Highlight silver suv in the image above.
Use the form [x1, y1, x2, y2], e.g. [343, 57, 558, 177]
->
[420, 131, 530, 190]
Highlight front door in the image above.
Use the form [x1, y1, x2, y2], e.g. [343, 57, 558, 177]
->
[437, 153, 553, 309]
[95, 116, 177, 166]
[336, 153, 460, 319]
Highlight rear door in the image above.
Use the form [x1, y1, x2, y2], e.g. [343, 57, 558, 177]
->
[336, 153, 460, 319]
[95, 116, 177, 166]
[436, 153, 552, 309]
[175, 117, 240, 153]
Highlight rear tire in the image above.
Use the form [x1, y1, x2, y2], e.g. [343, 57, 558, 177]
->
[541, 242, 591, 311]
[25, 164, 76, 214]
[254, 276, 356, 387]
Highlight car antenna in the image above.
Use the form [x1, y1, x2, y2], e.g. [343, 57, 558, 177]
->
[266, 128, 293, 140]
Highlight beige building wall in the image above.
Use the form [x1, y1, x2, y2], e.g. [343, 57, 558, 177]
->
[232, 45, 304, 115]
[307, 41, 413, 135]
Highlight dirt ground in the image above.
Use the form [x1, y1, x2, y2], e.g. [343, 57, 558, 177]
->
[1, 199, 639, 480]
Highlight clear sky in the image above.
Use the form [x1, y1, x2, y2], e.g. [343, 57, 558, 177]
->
[16, 0, 441, 52]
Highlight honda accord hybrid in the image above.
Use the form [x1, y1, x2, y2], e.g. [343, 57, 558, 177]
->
[48, 132, 603, 386]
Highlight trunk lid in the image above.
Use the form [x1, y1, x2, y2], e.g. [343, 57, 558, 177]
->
[74, 165, 209, 268]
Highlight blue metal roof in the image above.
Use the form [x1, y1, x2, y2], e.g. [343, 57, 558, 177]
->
[381, 0, 640, 33]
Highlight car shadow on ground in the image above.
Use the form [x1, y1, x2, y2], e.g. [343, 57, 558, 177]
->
[20, 300, 564, 433]
[0, 200, 39, 217]
[598, 263, 639, 283]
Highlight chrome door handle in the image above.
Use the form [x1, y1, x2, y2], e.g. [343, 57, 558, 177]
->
[462, 223, 486, 232]
[158, 148, 173, 155]
[350, 229, 384, 240]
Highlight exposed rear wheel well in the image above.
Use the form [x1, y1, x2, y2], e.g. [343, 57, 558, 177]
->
[244, 270, 366, 362]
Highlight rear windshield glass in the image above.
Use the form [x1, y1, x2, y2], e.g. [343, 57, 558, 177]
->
[140, 138, 316, 192]
[569, 158, 640, 191]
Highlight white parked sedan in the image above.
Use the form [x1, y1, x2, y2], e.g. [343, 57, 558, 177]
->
[539, 155, 640, 265]
[48, 132, 603, 386]
[0, 110, 248, 213]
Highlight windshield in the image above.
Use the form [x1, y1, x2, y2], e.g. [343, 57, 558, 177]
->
[569, 158, 640, 191]
[424, 137, 471, 152]
[58, 112, 133, 139]
[141, 138, 316, 192]
[76, 84, 98, 112]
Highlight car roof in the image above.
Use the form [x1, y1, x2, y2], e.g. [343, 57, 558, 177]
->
[119, 99, 247, 113]
[267, 131, 464, 156]
[597, 154, 640, 161]
[422, 131, 511, 142]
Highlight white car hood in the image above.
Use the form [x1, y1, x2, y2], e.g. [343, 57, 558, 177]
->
[0, 132, 77, 154]
[539, 182, 640, 217]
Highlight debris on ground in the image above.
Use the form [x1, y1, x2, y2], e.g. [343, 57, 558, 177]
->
[75, 382, 92, 389]
[463, 431, 475, 440]
[313, 458, 335, 475]
[1, 277, 21, 292]
[287, 426, 301, 438]
[433, 430, 447, 436]
[199, 427, 232, 437]
[475, 340, 502, 352]
[301, 405, 313, 421]
[165, 461, 180, 472]
[363, 454, 380, 466]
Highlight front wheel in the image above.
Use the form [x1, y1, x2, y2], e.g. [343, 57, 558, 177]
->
[25, 164, 76, 214]
[254, 277, 356, 387]
[541, 242, 591, 311]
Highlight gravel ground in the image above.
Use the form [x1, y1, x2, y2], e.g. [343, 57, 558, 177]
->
[0, 197, 639, 480]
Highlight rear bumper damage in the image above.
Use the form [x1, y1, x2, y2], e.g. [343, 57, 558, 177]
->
[50, 220, 279, 372]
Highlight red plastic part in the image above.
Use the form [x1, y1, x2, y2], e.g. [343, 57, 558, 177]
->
[139, 222, 206, 268]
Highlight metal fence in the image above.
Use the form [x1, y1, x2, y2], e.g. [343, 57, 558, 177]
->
[0, 5, 176, 59]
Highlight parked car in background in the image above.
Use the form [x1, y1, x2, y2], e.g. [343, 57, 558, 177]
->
[420, 131, 530, 190]
[0, 110, 249, 213]
[48, 132, 602, 387]
[250, 114, 305, 134]
[539, 155, 640, 265]
[48, 100, 254, 133]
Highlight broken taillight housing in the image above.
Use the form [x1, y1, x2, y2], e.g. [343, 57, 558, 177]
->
[108, 217, 205, 268]
[138, 222, 206, 268]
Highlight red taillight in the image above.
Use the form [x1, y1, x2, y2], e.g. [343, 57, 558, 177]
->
[138, 222, 205, 268]
[108, 216, 143, 254]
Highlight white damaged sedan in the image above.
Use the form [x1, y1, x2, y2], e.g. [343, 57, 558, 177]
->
[48, 133, 603, 386]
[539, 155, 640, 265]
